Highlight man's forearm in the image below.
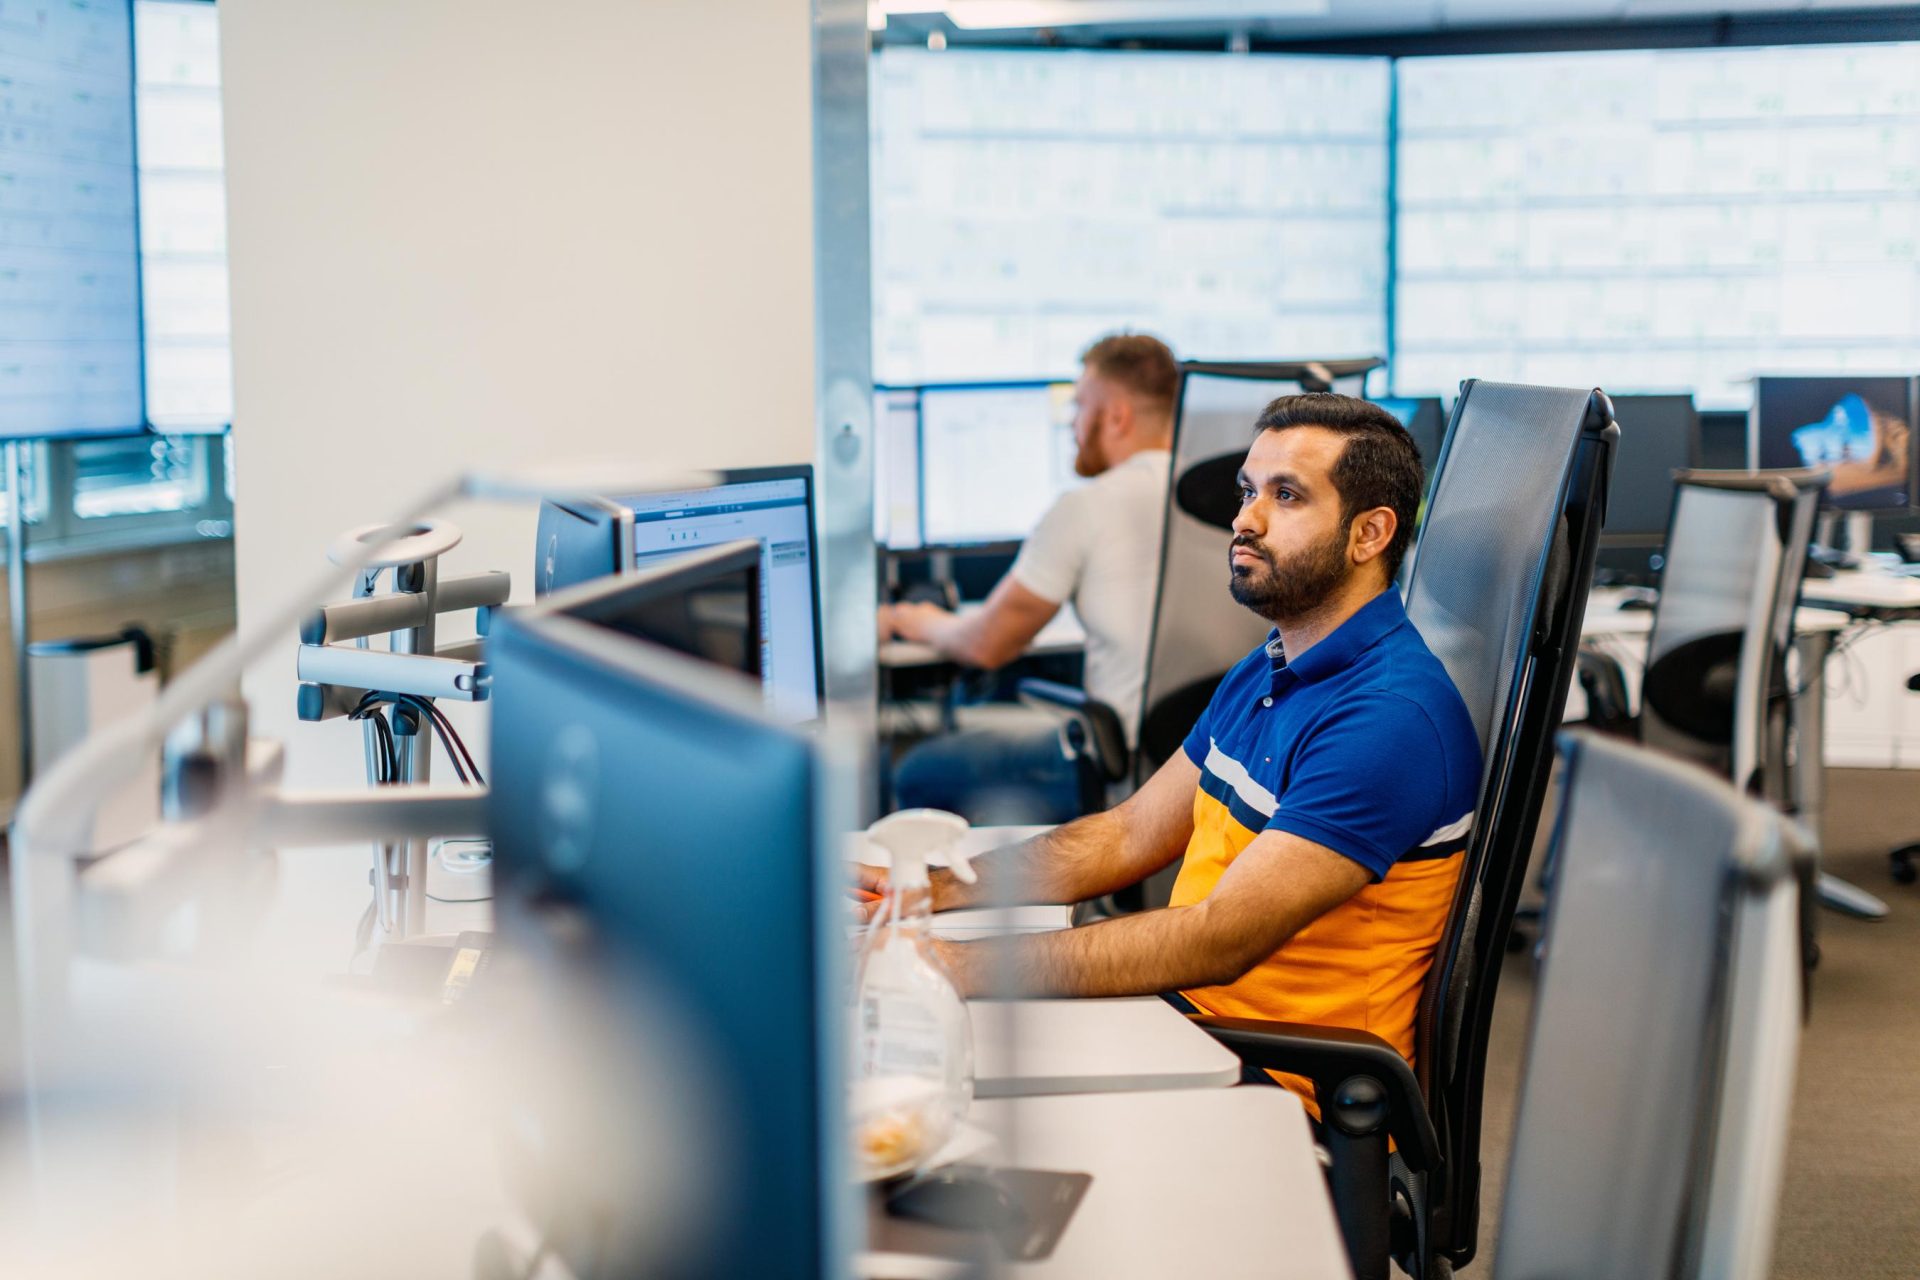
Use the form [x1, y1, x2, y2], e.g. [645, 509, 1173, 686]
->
[938, 905, 1243, 999]
[933, 806, 1157, 912]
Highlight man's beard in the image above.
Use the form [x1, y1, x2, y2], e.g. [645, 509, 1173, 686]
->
[1073, 432, 1109, 478]
[1228, 526, 1350, 621]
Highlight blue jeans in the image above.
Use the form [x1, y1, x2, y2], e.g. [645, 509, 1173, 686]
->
[891, 724, 1084, 826]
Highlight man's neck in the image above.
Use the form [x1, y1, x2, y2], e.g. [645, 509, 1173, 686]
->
[1106, 430, 1172, 468]
[1274, 575, 1389, 662]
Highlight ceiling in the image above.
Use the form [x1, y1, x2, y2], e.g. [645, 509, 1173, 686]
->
[870, 0, 1920, 47]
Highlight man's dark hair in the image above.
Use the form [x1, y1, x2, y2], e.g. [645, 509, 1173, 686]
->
[1080, 332, 1179, 420]
[1254, 392, 1425, 582]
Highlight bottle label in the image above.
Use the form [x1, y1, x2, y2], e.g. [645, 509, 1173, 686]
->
[860, 991, 948, 1078]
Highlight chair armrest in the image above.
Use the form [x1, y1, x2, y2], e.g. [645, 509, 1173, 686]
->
[1016, 677, 1130, 782]
[1186, 1014, 1441, 1172]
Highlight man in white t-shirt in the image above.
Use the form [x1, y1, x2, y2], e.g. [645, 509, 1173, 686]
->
[882, 332, 1177, 822]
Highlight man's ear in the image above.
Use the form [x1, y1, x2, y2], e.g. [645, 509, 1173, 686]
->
[1350, 506, 1398, 565]
[1104, 393, 1135, 440]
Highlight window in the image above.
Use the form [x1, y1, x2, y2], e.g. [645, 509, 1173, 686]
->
[72, 435, 204, 519]
[135, 0, 233, 431]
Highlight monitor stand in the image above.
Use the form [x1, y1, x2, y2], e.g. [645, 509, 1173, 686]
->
[1810, 511, 1875, 571]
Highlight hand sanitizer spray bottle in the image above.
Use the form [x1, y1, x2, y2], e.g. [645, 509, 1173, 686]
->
[851, 808, 977, 1180]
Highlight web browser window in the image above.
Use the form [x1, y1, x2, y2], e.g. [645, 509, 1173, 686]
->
[626, 477, 821, 723]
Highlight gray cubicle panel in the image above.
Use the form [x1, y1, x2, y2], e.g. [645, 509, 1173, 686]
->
[1138, 369, 1351, 772]
[1499, 731, 1808, 1280]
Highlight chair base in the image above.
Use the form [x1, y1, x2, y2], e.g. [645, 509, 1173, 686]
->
[1891, 843, 1920, 887]
[1821, 870, 1891, 920]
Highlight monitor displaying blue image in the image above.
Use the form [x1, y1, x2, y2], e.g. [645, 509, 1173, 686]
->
[1752, 376, 1918, 512]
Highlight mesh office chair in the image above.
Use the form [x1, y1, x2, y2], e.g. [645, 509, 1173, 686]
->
[1498, 731, 1813, 1280]
[1639, 470, 1825, 803]
[1191, 380, 1619, 1280]
[1024, 359, 1385, 912]
[1567, 469, 1880, 920]
[1136, 359, 1383, 782]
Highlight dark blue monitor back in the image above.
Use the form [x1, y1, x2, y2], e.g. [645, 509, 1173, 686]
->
[487, 609, 847, 1278]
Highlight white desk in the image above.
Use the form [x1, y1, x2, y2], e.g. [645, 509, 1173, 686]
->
[969, 997, 1241, 1098]
[1800, 564, 1920, 614]
[971, 1088, 1349, 1279]
[880, 604, 1088, 669]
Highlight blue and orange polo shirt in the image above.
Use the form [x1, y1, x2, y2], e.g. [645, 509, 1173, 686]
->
[1171, 588, 1481, 1108]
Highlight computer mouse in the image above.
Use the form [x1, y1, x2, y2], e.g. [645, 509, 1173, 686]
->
[1617, 596, 1654, 612]
[1803, 558, 1837, 580]
[887, 1170, 1025, 1233]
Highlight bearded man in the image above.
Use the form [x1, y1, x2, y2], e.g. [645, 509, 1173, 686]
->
[856, 393, 1482, 1106]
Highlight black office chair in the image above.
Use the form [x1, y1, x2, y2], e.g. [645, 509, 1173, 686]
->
[1189, 380, 1619, 1280]
[1498, 731, 1815, 1280]
[1015, 676, 1130, 818]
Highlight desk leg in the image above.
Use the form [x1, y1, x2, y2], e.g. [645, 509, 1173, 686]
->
[1797, 632, 1891, 922]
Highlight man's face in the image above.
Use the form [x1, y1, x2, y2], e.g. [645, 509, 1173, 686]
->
[1070, 368, 1113, 478]
[1228, 427, 1355, 622]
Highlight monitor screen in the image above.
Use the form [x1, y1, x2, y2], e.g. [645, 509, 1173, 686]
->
[919, 382, 1081, 547]
[550, 541, 762, 684]
[1603, 395, 1698, 539]
[1394, 44, 1920, 410]
[2, 0, 144, 437]
[874, 387, 923, 550]
[1372, 396, 1446, 472]
[486, 615, 848, 1279]
[870, 48, 1390, 385]
[621, 469, 822, 723]
[1752, 376, 1917, 512]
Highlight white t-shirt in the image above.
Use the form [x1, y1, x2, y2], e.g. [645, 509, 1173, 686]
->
[1009, 449, 1171, 745]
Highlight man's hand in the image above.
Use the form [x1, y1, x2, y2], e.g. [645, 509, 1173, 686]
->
[850, 862, 975, 923]
[849, 863, 889, 923]
[887, 601, 951, 644]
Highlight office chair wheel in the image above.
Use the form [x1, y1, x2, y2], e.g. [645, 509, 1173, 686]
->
[1892, 844, 1920, 886]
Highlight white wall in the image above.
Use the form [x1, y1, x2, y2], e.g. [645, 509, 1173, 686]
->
[221, 0, 819, 785]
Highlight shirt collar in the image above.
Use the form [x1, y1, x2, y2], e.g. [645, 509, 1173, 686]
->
[1267, 590, 1409, 689]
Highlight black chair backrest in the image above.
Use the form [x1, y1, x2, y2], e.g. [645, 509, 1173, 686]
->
[1641, 469, 1827, 802]
[1137, 359, 1382, 774]
[1400, 379, 1618, 1268]
[1499, 730, 1811, 1280]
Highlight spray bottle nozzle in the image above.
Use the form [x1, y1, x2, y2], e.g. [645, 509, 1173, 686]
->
[866, 808, 975, 885]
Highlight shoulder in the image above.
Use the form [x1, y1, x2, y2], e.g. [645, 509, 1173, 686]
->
[1327, 653, 1482, 790]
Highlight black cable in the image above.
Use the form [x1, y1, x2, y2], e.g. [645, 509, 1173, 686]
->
[400, 693, 484, 785]
[419, 696, 482, 783]
[348, 693, 398, 784]
[398, 695, 470, 785]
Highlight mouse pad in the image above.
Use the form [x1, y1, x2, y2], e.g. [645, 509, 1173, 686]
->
[880, 1165, 1092, 1263]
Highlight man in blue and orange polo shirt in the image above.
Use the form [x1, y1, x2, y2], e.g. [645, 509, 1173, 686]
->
[855, 392, 1481, 1106]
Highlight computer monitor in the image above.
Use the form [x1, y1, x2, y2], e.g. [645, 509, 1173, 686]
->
[533, 465, 824, 723]
[540, 539, 762, 683]
[918, 381, 1081, 547]
[1751, 376, 1918, 512]
[486, 607, 854, 1278]
[1372, 396, 1446, 472]
[874, 387, 923, 551]
[1589, 394, 1699, 583]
